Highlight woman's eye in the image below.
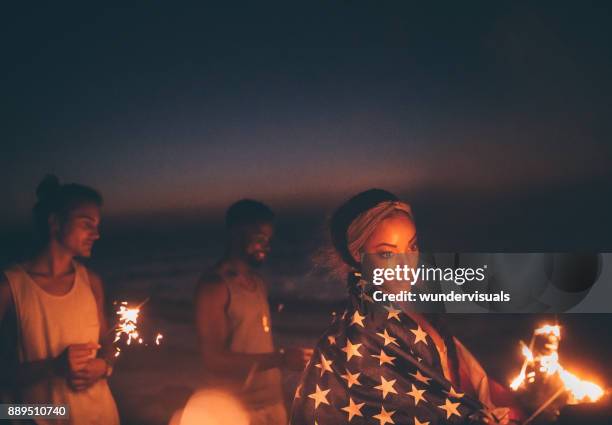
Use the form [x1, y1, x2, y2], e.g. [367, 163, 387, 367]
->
[378, 251, 394, 259]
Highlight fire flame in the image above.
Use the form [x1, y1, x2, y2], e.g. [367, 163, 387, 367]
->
[510, 324, 603, 404]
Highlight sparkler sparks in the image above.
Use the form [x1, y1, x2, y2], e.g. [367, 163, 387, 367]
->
[114, 303, 142, 346]
[510, 323, 604, 404]
[111, 299, 163, 357]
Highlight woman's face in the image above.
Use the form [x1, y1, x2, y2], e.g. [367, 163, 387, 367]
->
[361, 212, 418, 257]
[360, 212, 419, 289]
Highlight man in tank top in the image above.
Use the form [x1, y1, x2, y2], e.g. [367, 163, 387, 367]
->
[0, 175, 119, 425]
[195, 199, 312, 425]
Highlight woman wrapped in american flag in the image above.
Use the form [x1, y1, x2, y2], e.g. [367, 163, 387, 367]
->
[290, 189, 523, 425]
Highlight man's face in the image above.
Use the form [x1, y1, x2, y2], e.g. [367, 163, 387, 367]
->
[241, 222, 274, 267]
[55, 203, 101, 258]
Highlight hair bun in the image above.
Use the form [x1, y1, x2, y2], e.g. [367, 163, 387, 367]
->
[36, 174, 61, 201]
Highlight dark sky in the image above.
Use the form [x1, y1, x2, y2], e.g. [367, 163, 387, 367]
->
[2, 3, 611, 229]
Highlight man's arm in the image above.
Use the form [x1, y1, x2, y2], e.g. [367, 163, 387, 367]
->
[195, 273, 285, 380]
[87, 269, 115, 363]
[66, 268, 113, 391]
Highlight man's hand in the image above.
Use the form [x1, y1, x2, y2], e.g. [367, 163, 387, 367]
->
[56, 342, 100, 374]
[55, 342, 101, 390]
[282, 347, 314, 371]
[68, 358, 107, 392]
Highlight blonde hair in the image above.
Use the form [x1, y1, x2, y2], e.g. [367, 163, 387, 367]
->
[346, 200, 413, 263]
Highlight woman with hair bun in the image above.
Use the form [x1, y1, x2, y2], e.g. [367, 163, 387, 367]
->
[0, 175, 119, 424]
[290, 189, 521, 425]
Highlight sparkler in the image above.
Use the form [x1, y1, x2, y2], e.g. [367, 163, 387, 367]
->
[510, 323, 604, 425]
[110, 298, 164, 357]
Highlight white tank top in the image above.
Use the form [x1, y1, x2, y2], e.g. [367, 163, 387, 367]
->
[4, 262, 119, 425]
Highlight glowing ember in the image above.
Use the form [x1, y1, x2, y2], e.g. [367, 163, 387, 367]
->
[558, 368, 603, 403]
[510, 340, 535, 391]
[521, 342, 534, 362]
[112, 299, 163, 357]
[510, 323, 604, 404]
[510, 373, 525, 391]
[534, 324, 561, 338]
[114, 304, 142, 346]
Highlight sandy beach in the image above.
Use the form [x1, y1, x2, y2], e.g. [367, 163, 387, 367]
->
[99, 250, 612, 424]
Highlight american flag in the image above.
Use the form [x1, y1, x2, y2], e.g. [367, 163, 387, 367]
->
[290, 273, 485, 425]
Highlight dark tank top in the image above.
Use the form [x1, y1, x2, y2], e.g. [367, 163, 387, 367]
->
[204, 273, 284, 409]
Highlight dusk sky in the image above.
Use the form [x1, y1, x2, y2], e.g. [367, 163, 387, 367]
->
[2, 3, 611, 228]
